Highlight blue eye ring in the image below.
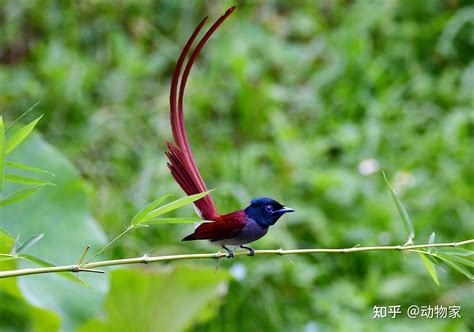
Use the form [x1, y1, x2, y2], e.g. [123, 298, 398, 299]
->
[265, 205, 273, 213]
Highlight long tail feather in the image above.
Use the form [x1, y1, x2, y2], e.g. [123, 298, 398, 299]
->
[167, 6, 236, 220]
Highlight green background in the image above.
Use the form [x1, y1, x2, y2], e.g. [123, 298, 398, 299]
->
[1, 0, 473, 331]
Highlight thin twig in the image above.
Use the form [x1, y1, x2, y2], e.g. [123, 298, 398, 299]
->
[85, 225, 135, 264]
[77, 245, 90, 265]
[0, 239, 472, 279]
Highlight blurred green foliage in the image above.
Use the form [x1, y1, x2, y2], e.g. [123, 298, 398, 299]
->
[0, 0, 473, 331]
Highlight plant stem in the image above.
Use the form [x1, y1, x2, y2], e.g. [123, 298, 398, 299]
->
[85, 225, 135, 264]
[1, 239, 473, 279]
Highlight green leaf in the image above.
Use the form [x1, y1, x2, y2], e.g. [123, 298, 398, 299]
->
[6, 161, 56, 177]
[0, 254, 18, 262]
[418, 253, 439, 286]
[2, 133, 107, 329]
[78, 266, 231, 332]
[5, 101, 40, 133]
[438, 252, 474, 268]
[428, 232, 435, 253]
[30, 306, 61, 332]
[144, 217, 205, 225]
[0, 253, 61, 331]
[5, 173, 55, 186]
[382, 171, 415, 243]
[14, 233, 45, 254]
[5, 115, 43, 155]
[130, 194, 173, 225]
[18, 254, 92, 288]
[10, 235, 20, 255]
[0, 115, 5, 192]
[434, 253, 473, 281]
[144, 191, 212, 222]
[436, 248, 474, 257]
[0, 185, 45, 206]
[0, 228, 14, 247]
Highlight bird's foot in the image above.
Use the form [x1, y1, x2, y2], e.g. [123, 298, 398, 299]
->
[240, 245, 255, 256]
[222, 245, 234, 258]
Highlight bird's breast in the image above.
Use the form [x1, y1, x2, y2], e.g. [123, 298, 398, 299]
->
[217, 219, 268, 246]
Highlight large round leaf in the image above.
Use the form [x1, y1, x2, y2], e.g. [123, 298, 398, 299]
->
[78, 266, 230, 332]
[1, 133, 108, 330]
[0, 256, 60, 332]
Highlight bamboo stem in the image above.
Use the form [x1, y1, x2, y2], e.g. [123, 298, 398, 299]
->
[1, 239, 472, 279]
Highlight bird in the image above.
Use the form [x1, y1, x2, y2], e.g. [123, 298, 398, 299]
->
[165, 6, 294, 258]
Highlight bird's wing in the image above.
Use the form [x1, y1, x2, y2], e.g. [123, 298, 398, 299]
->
[182, 210, 246, 241]
[166, 6, 236, 220]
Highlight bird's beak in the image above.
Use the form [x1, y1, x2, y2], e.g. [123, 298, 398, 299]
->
[274, 206, 295, 214]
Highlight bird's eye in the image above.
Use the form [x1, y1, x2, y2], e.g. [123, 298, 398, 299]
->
[265, 205, 273, 213]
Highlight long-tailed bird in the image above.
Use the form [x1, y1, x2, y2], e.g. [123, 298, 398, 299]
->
[165, 6, 294, 258]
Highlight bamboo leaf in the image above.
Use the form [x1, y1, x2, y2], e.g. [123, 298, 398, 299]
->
[144, 191, 212, 222]
[5, 115, 43, 155]
[6, 161, 56, 177]
[435, 253, 473, 281]
[15, 233, 45, 253]
[0, 116, 5, 192]
[0, 185, 45, 206]
[418, 253, 440, 286]
[382, 171, 415, 243]
[10, 235, 21, 255]
[5, 173, 55, 186]
[130, 194, 173, 226]
[144, 217, 205, 225]
[428, 232, 435, 253]
[438, 253, 474, 268]
[0, 228, 14, 246]
[0, 254, 18, 262]
[5, 101, 40, 133]
[436, 248, 474, 257]
[18, 254, 92, 288]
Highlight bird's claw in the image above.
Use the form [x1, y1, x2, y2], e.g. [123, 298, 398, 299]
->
[223, 245, 234, 258]
[240, 245, 255, 256]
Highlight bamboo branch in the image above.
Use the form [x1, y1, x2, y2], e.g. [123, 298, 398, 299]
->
[1, 239, 473, 279]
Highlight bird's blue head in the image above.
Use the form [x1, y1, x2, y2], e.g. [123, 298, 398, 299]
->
[245, 197, 295, 228]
